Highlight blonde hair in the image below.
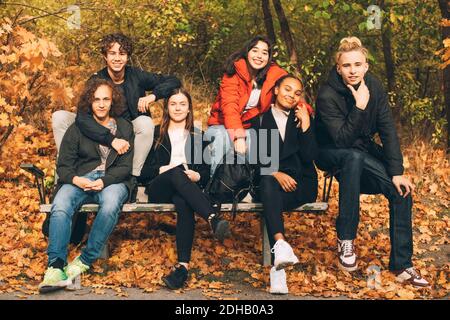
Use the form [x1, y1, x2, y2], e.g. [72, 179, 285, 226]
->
[335, 37, 368, 63]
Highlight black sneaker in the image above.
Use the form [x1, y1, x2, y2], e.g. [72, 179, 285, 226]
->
[162, 264, 188, 290]
[208, 213, 229, 242]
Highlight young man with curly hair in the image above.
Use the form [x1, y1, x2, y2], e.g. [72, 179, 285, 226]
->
[39, 78, 134, 293]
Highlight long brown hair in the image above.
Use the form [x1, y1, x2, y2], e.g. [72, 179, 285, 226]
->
[77, 78, 126, 117]
[154, 88, 194, 149]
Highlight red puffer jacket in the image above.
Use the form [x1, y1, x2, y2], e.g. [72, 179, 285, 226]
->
[207, 58, 312, 141]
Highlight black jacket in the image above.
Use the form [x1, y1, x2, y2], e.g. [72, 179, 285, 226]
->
[315, 67, 403, 176]
[75, 66, 181, 146]
[57, 117, 134, 196]
[257, 108, 318, 184]
[139, 125, 211, 189]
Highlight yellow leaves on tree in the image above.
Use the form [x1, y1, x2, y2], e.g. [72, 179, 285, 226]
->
[0, 20, 74, 181]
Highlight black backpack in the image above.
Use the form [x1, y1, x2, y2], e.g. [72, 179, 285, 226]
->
[204, 152, 257, 219]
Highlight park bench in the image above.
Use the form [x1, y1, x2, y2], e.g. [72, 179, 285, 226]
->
[20, 163, 336, 267]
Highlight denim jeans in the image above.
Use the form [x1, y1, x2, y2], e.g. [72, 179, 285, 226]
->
[47, 170, 128, 267]
[316, 148, 413, 271]
[204, 125, 256, 177]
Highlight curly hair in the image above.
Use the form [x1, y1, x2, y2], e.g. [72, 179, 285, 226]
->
[100, 33, 133, 56]
[77, 78, 126, 117]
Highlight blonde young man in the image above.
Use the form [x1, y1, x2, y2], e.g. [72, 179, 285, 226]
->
[315, 37, 429, 287]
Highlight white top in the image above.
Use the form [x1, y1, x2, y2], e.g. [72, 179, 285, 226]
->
[271, 106, 290, 141]
[168, 128, 188, 169]
[244, 84, 262, 113]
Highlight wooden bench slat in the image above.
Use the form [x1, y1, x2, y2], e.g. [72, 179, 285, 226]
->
[39, 202, 328, 213]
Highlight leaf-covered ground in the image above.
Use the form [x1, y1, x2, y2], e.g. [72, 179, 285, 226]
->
[0, 122, 448, 300]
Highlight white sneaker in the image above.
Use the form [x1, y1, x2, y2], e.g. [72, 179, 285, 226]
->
[337, 239, 358, 272]
[271, 239, 299, 270]
[394, 267, 430, 288]
[269, 266, 288, 295]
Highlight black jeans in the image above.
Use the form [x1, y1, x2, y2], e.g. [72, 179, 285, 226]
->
[258, 175, 318, 264]
[146, 167, 214, 263]
[316, 147, 413, 271]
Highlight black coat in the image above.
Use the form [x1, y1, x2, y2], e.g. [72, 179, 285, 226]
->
[56, 117, 134, 195]
[75, 66, 181, 146]
[315, 67, 404, 176]
[139, 126, 211, 189]
[257, 108, 318, 184]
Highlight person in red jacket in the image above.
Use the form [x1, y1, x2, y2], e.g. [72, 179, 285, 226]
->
[205, 35, 288, 176]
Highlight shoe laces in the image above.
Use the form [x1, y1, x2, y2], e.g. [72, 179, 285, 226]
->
[340, 240, 354, 257]
[270, 240, 284, 253]
[405, 267, 421, 279]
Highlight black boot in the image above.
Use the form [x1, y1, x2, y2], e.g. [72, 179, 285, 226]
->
[208, 213, 230, 242]
[162, 264, 188, 290]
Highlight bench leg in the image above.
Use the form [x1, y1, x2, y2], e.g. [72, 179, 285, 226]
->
[260, 216, 271, 266]
[322, 174, 334, 203]
[99, 242, 110, 260]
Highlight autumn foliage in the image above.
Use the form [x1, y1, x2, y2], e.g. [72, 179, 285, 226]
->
[0, 19, 448, 300]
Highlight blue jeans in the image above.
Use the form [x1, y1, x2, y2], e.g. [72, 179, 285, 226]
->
[204, 125, 256, 177]
[47, 170, 128, 267]
[316, 148, 413, 271]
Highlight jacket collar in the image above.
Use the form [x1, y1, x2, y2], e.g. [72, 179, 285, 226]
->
[234, 59, 252, 82]
[327, 66, 372, 97]
[98, 66, 130, 83]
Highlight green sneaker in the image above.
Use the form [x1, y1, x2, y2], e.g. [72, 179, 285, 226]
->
[38, 267, 69, 294]
[64, 256, 90, 281]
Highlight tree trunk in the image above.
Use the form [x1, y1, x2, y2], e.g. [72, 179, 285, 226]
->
[272, 0, 298, 67]
[438, 0, 450, 154]
[379, 0, 396, 94]
[261, 0, 276, 45]
[271, 0, 313, 102]
[439, 0, 450, 155]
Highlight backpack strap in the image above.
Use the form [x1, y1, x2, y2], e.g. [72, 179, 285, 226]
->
[231, 187, 251, 220]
